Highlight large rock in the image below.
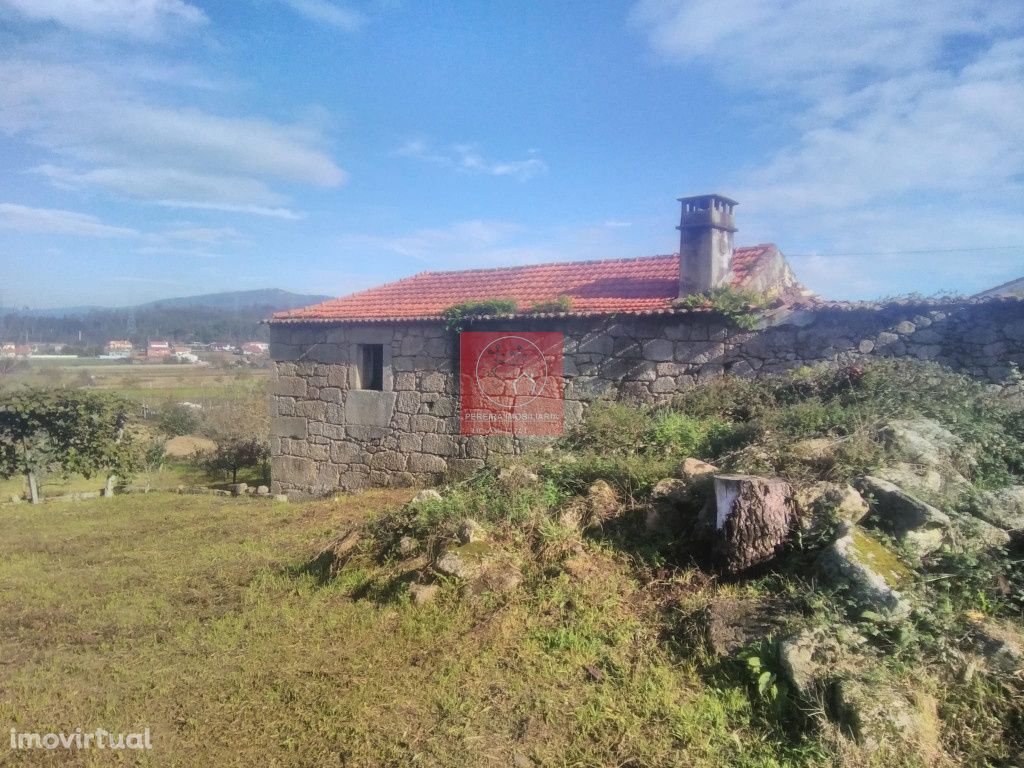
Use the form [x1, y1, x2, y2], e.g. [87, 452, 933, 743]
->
[434, 541, 522, 596]
[877, 418, 973, 497]
[833, 679, 933, 755]
[949, 514, 1011, 553]
[880, 418, 968, 471]
[793, 482, 869, 533]
[967, 615, 1024, 674]
[778, 626, 847, 700]
[676, 457, 718, 483]
[819, 524, 912, 618]
[703, 475, 795, 575]
[858, 476, 951, 557]
[973, 486, 1024, 539]
[585, 480, 621, 526]
[458, 518, 487, 544]
[411, 488, 443, 505]
[434, 542, 493, 580]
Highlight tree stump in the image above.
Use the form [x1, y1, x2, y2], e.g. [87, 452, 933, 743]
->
[708, 474, 795, 575]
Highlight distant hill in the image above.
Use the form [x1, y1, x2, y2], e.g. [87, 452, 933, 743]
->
[0, 289, 332, 347]
[137, 289, 331, 312]
[976, 277, 1024, 299]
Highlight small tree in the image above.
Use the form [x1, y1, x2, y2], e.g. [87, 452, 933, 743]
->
[0, 387, 137, 503]
[156, 402, 201, 437]
[194, 437, 269, 485]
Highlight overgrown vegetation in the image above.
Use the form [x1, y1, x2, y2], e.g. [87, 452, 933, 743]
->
[674, 286, 772, 329]
[333, 359, 1024, 764]
[440, 295, 575, 331]
[441, 298, 519, 332]
[529, 295, 573, 314]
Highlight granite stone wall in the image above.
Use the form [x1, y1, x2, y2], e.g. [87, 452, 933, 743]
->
[269, 299, 1024, 497]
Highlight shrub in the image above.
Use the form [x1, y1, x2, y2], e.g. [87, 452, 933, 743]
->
[674, 287, 771, 329]
[529, 296, 572, 314]
[193, 437, 269, 485]
[157, 402, 201, 436]
[441, 299, 519, 332]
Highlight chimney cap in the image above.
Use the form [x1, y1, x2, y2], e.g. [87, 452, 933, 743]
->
[676, 193, 738, 207]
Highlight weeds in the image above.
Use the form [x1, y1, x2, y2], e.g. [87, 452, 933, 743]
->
[674, 286, 772, 330]
[441, 298, 519, 332]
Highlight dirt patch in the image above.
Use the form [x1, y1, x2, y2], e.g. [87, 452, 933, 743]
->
[164, 434, 217, 457]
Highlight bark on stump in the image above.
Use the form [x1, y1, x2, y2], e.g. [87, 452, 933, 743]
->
[708, 474, 795, 575]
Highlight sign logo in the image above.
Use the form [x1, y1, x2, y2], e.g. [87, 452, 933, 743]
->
[460, 332, 563, 435]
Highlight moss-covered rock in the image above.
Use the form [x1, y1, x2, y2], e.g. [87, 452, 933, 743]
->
[819, 524, 912, 618]
[859, 476, 951, 557]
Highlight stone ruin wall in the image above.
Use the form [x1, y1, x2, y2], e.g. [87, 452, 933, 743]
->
[269, 300, 1024, 498]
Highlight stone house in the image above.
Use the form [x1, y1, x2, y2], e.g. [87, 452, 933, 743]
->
[268, 194, 1024, 498]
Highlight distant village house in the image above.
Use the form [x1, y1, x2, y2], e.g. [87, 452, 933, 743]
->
[104, 340, 133, 358]
[242, 341, 270, 356]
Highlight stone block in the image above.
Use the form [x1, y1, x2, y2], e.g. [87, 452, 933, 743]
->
[369, 451, 407, 471]
[420, 372, 447, 392]
[346, 390, 397, 427]
[272, 455, 317, 486]
[319, 387, 342, 404]
[643, 338, 674, 361]
[394, 372, 417, 391]
[422, 433, 458, 456]
[330, 441, 363, 464]
[408, 453, 448, 473]
[272, 376, 307, 398]
[652, 376, 676, 393]
[295, 400, 327, 421]
[272, 416, 307, 439]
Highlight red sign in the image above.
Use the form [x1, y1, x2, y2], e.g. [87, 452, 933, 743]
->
[459, 332, 564, 435]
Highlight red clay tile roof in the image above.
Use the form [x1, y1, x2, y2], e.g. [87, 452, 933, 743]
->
[272, 246, 777, 323]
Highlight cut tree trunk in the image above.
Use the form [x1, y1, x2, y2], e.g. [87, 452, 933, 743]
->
[27, 472, 39, 505]
[103, 474, 116, 498]
[708, 474, 795, 575]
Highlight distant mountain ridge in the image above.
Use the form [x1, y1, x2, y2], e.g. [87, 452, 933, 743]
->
[0, 289, 333, 346]
[7, 289, 331, 317]
[138, 288, 331, 312]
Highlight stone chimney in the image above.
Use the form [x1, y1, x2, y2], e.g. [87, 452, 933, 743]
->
[677, 193, 737, 297]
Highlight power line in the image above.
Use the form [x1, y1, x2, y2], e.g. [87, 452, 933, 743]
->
[790, 245, 1024, 258]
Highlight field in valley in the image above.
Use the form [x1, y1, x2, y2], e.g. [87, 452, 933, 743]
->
[1, 358, 271, 408]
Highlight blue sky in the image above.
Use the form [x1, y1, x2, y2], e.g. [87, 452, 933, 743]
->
[1, 0, 1022, 308]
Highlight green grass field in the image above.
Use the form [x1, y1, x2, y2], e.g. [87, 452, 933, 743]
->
[0, 491, 826, 767]
[1, 359, 271, 408]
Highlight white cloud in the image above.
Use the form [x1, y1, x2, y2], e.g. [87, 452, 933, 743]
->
[0, 0, 206, 38]
[632, 1, 1024, 296]
[342, 220, 522, 262]
[281, 0, 365, 31]
[161, 226, 241, 244]
[396, 140, 548, 181]
[335, 218, 649, 273]
[1, 58, 345, 216]
[0, 202, 138, 237]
